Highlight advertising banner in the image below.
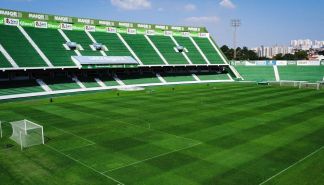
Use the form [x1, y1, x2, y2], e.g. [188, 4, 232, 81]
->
[275, 61, 287, 66]
[297, 60, 320, 66]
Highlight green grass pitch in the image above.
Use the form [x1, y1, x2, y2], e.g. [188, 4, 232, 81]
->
[0, 83, 323, 185]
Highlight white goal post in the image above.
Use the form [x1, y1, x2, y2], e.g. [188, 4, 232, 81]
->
[0, 121, 2, 138]
[299, 82, 321, 90]
[279, 80, 308, 87]
[10, 120, 44, 150]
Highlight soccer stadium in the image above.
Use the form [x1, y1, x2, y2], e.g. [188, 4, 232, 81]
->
[0, 4, 323, 185]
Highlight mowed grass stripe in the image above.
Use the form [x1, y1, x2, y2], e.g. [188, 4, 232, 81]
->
[0, 83, 323, 185]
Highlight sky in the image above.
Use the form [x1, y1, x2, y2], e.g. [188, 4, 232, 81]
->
[0, 0, 323, 48]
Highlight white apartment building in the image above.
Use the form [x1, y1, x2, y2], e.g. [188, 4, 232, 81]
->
[290, 39, 324, 50]
[253, 46, 294, 58]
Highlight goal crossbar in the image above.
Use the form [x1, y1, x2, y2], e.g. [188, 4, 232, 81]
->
[10, 119, 44, 150]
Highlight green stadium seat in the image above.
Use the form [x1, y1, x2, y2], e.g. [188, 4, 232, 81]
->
[43, 78, 81, 91]
[162, 73, 196, 82]
[63, 30, 102, 56]
[0, 80, 44, 96]
[0, 25, 48, 67]
[0, 51, 13, 68]
[118, 73, 161, 85]
[78, 77, 101, 88]
[193, 37, 225, 64]
[196, 73, 230, 81]
[121, 34, 164, 65]
[235, 66, 276, 81]
[24, 27, 76, 67]
[173, 36, 206, 64]
[278, 66, 324, 82]
[91, 32, 132, 57]
[100, 76, 120, 86]
[148, 35, 188, 65]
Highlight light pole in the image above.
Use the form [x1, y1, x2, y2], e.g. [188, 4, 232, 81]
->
[231, 19, 241, 60]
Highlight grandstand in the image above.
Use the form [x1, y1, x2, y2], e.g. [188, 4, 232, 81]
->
[0, 8, 237, 100]
[1, 9, 324, 100]
[233, 61, 324, 84]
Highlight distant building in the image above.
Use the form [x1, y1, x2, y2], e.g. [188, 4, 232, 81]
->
[252, 46, 294, 58]
[253, 39, 324, 58]
[290, 39, 324, 50]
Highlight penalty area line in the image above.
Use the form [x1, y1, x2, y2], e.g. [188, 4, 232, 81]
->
[115, 119, 202, 145]
[259, 145, 324, 185]
[45, 144, 124, 185]
[59, 143, 96, 152]
[104, 142, 202, 173]
[50, 126, 96, 145]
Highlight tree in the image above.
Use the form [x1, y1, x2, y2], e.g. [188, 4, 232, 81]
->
[282, 53, 296, 60]
[294, 50, 308, 60]
[318, 50, 324, 56]
[220, 45, 234, 60]
[273, 53, 283, 60]
[247, 50, 258, 60]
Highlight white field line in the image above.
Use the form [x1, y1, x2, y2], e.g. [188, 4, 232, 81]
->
[50, 126, 95, 145]
[45, 144, 124, 185]
[59, 143, 95, 152]
[105, 142, 202, 173]
[115, 119, 201, 145]
[259, 146, 324, 185]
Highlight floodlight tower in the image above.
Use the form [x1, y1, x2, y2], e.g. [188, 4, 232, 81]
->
[231, 19, 241, 60]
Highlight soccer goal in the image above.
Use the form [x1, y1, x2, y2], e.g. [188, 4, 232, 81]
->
[299, 82, 320, 90]
[10, 120, 44, 150]
[278, 80, 307, 87]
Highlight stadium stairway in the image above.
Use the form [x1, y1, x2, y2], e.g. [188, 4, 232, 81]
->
[193, 37, 227, 65]
[63, 30, 103, 56]
[173, 36, 208, 65]
[90, 32, 133, 57]
[0, 25, 49, 68]
[121, 34, 165, 65]
[148, 35, 189, 65]
[24, 27, 77, 67]
[0, 49, 13, 68]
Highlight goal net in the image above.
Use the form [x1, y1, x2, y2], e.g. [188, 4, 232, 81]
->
[278, 81, 307, 87]
[299, 82, 321, 90]
[10, 120, 44, 150]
